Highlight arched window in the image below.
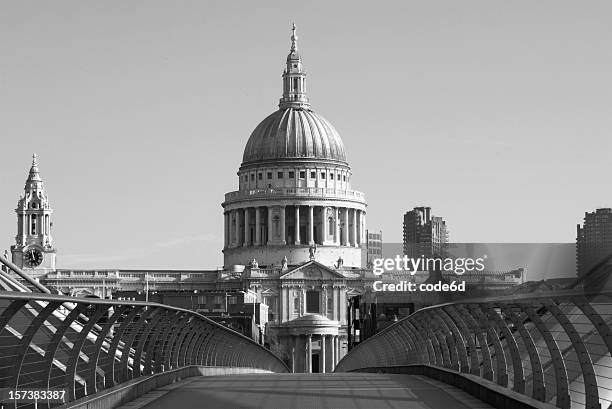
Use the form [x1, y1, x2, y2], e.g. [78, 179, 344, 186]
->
[328, 217, 334, 235]
[273, 216, 280, 236]
[31, 214, 37, 235]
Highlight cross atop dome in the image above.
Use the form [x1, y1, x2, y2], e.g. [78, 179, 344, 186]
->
[290, 23, 298, 52]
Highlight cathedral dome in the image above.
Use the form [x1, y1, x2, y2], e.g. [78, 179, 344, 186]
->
[241, 108, 347, 166]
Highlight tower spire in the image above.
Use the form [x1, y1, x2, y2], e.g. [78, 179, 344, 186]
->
[279, 24, 310, 110]
[26, 152, 42, 186]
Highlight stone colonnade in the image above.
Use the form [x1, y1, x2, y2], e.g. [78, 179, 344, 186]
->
[290, 334, 342, 373]
[224, 205, 366, 248]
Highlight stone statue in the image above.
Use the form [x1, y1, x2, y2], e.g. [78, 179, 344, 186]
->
[250, 258, 259, 269]
[336, 256, 344, 269]
[309, 243, 317, 260]
[3, 250, 8, 260]
[281, 256, 288, 270]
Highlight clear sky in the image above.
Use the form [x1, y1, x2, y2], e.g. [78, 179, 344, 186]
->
[1, 1, 611, 269]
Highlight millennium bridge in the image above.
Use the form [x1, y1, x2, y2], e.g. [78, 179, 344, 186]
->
[0, 254, 610, 409]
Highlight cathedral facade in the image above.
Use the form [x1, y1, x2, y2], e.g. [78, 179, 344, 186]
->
[4, 27, 521, 374]
[220, 25, 370, 372]
[6, 27, 372, 373]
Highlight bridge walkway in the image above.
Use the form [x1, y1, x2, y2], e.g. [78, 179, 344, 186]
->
[124, 373, 493, 409]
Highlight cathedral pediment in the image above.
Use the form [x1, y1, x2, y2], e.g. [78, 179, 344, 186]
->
[279, 261, 345, 280]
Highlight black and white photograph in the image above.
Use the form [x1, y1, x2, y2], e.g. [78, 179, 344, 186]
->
[0, 2, 611, 408]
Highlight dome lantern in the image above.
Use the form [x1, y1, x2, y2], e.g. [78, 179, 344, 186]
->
[279, 24, 310, 110]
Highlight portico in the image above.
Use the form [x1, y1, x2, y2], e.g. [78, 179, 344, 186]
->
[280, 314, 340, 373]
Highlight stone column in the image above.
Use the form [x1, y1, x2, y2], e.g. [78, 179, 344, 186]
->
[322, 207, 328, 245]
[330, 335, 335, 372]
[295, 205, 300, 244]
[343, 208, 349, 246]
[321, 334, 326, 373]
[362, 212, 367, 244]
[333, 286, 339, 321]
[255, 207, 261, 245]
[20, 214, 25, 244]
[307, 334, 312, 373]
[356, 210, 361, 246]
[292, 336, 297, 373]
[267, 206, 273, 245]
[224, 212, 229, 248]
[352, 209, 357, 247]
[280, 205, 286, 245]
[308, 205, 314, 245]
[334, 207, 340, 245]
[283, 286, 289, 322]
[235, 209, 241, 247]
[334, 336, 339, 365]
[243, 208, 249, 246]
[340, 288, 347, 325]
[229, 211, 235, 246]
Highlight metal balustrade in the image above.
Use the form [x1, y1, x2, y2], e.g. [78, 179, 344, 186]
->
[0, 291, 289, 408]
[336, 290, 612, 409]
[0, 254, 50, 294]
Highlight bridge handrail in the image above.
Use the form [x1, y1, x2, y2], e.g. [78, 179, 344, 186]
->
[0, 291, 289, 407]
[0, 253, 50, 293]
[337, 289, 612, 409]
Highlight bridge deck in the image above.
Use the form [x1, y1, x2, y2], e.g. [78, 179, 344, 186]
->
[123, 373, 493, 409]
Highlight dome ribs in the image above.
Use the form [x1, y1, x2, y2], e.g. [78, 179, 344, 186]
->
[298, 110, 312, 158]
[309, 111, 328, 159]
[318, 113, 346, 162]
[275, 109, 291, 159]
[262, 113, 279, 160]
[241, 108, 348, 166]
[292, 109, 302, 157]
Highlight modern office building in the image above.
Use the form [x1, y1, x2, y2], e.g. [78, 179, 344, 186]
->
[403, 207, 448, 258]
[577, 208, 612, 277]
[364, 230, 383, 266]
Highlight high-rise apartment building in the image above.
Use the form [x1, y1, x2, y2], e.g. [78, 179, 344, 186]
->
[403, 207, 448, 258]
[577, 208, 612, 277]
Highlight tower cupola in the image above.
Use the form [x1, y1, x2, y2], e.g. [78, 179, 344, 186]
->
[279, 24, 310, 110]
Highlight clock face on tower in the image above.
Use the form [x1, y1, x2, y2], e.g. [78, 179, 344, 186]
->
[24, 248, 43, 267]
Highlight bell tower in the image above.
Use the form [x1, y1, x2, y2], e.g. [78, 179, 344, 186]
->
[11, 154, 56, 277]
